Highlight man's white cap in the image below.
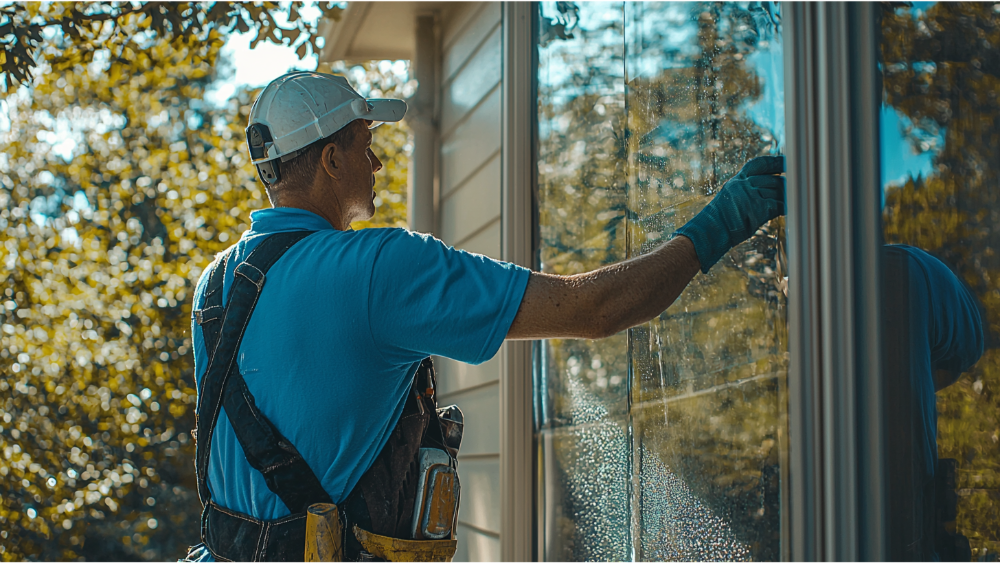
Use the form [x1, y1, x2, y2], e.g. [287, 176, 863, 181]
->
[246, 71, 407, 166]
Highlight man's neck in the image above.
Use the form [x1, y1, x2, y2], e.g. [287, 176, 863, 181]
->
[271, 196, 348, 231]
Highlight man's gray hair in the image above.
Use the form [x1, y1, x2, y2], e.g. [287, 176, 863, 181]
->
[265, 120, 361, 198]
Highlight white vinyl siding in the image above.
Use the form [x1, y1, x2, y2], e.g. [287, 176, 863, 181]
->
[441, 25, 502, 135]
[454, 525, 501, 562]
[436, 353, 500, 398]
[438, 382, 500, 456]
[442, 3, 503, 81]
[440, 153, 501, 245]
[456, 218, 501, 261]
[434, 4, 504, 560]
[440, 87, 502, 198]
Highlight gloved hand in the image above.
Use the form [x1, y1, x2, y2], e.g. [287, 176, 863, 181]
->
[674, 155, 786, 273]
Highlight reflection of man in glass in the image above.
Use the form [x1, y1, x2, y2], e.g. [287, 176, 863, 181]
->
[882, 245, 984, 562]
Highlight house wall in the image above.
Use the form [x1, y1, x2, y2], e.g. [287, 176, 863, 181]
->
[433, 3, 504, 562]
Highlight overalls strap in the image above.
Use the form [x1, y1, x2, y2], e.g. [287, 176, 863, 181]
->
[193, 231, 331, 518]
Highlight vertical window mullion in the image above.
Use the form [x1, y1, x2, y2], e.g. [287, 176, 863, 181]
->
[784, 3, 884, 560]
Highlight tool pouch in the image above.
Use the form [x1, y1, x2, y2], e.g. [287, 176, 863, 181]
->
[436, 405, 464, 459]
[344, 360, 465, 561]
[934, 459, 972, 562]
[410, 448, 461, 541]
[353, 525, 457, 562]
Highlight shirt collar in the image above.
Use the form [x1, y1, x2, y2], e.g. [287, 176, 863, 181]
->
[247, 207, 336, 235]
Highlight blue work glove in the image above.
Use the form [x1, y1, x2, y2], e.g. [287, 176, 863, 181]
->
[674, 155, 786, 273]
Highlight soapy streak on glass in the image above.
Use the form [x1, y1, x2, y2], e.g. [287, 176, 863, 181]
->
[536, 2, 786, 560]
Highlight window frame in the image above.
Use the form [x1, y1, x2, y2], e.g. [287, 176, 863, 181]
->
[783, 2, 885, 560]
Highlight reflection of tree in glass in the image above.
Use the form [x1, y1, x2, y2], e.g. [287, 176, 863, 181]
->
[881, 3, 1000, 557]
[0, 18, 409, 560]
[625, 3, 786, 561]
[537, 2, 787, 561]
[537, 3, 632, 560]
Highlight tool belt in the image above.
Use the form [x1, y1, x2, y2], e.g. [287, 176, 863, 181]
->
[190, 231, 463, 562]
[303, 504, 458, 563]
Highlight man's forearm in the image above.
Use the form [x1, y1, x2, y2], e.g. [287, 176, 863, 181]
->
[588, 235, 701, 336]
[507, 235, 701, 340]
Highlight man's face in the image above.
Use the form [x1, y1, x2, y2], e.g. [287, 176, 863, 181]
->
[340, 120, 383, 223]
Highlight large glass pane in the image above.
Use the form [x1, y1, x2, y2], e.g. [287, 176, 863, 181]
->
[536, 2, 787, 560]
[625, 3, 785, 561]
[879, 3, 1000, 559]
[537, 2, 630, 560]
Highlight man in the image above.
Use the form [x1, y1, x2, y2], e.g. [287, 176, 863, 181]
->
[882, 245, 984, 562]
[185, 72, 785, 561]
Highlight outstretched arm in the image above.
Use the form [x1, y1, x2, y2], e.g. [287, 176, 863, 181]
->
[506, 155, 785, 341]
[506, 235, 700, 340]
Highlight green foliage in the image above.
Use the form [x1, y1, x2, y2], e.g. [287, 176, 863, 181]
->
[0, 5, 410, 560]
[882, 3, 1000, 557]
[0, 2, 343, 89]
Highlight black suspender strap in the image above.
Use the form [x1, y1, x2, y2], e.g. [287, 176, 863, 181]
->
[193, 231, 331, 519]
[197, 251, 229, 356]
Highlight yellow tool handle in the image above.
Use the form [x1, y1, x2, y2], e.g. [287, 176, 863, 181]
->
[305, 503, 344, 562]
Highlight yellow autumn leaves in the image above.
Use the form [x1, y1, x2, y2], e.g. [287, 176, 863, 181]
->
[0, 9, 410, 560]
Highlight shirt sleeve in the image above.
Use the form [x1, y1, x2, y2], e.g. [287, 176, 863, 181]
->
[367, 228, 530, 366]
[900, 245, 985, 377]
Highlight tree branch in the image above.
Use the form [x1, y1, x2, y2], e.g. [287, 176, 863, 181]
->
[59, 3, 151, 26]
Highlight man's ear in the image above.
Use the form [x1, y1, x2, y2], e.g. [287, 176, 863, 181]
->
[320, 143, 340, 179]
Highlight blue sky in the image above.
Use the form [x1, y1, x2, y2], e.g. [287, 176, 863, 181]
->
[205, 37, 316, 105]
[204, 4, 324, 105]
[881, 106, 935, 188]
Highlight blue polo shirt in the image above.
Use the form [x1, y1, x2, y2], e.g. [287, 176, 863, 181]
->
[886, 245, 984, 479]
[879, 245, 984, 560]
[190, 208, 530, 520]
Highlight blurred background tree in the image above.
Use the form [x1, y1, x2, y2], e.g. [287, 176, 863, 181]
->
[0, 2, 412, 560]
[0, 2, 337, 89]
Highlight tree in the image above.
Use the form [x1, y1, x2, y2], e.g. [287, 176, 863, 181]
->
[0, 2, 342, 89]
[0, 5, 411, 560]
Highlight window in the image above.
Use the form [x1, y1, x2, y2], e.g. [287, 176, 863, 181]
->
[536, 3, 786, 560]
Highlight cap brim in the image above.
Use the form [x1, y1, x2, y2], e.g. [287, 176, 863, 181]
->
[365, 98, 407, 125]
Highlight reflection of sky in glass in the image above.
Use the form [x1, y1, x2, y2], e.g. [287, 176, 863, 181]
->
[626, 3, 698, 75]
[880, 1, 937, 191]
[626, 2, 784, 155]
[538, 3, 623, 89]
[745, 46, 785, 150]
[537, 3, 787, 560]
[881, 105, 936, 188]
